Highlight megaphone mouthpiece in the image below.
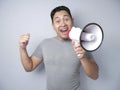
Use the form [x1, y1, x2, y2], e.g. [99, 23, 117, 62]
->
[67, 27, 82, 42]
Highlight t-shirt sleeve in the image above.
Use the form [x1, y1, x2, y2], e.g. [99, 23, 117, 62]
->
[32, 43, 43, 59]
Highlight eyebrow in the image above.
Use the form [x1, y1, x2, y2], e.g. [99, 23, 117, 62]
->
[54, 15, 70, 20]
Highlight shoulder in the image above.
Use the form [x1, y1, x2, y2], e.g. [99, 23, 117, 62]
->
[38, 36, 57, 46]
[42, 36, 57, 43]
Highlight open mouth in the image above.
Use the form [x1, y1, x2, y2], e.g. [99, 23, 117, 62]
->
[60, 27, 68, 35]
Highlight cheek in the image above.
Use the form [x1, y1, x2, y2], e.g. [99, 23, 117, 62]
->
[53, 23, 59, 28]
[65, 22, 73, 28]
[53, 25, 59, 33]
[69, 21, 73, 26]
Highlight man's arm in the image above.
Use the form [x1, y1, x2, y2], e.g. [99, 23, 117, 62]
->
[80, 57, 99, 80]
[72, 41, 99, 80]
[19, 33, 43, 72]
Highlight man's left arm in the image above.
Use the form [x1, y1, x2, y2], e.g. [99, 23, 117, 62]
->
[72, 40, 99, 80]
[80, 57, 99, 80]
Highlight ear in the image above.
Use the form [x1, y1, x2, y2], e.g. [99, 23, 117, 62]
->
[52, 22, 55, 31]
[52, 22, 53, 27]
[72, 18, 74, 25]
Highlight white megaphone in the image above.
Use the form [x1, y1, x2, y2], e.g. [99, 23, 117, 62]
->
[67, 23, 104, 54]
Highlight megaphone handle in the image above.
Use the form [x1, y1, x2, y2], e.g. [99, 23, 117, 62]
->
[77, 54, 84, 59]
[74, 41, 84, 59]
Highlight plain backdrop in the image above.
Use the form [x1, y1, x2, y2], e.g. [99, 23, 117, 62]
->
[0, 0, 120, 90]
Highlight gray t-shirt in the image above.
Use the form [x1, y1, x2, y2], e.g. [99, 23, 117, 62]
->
[33, 36, 93, 90]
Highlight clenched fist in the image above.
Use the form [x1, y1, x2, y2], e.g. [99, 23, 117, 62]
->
[19, 33, 30, 49]
[72, 40, 86, 59]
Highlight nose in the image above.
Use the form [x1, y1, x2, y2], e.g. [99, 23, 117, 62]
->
[61, 20, 66, 26]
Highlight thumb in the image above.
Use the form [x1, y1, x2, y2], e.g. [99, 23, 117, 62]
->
[26, 33, 30, 39]
[71, 40, 75, 45]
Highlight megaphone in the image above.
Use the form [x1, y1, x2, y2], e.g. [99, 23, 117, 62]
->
[67, 23, 104, 52]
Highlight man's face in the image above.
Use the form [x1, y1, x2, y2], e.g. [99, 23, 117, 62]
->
[52, 10, 73, 40]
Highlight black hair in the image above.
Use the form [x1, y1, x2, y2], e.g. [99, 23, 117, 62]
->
[50, 6, 72, 23]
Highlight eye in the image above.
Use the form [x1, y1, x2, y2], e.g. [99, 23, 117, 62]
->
[64, 17, 70, 22]
[55, 19, 60, 24]
[56, 20, 60, 23]
[65, 18, 69, 21]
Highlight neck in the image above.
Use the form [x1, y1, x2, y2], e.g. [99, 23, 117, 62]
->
[57, 36, 71, 41]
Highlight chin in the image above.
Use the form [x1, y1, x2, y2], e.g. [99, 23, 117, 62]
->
[58, 34, 69, 40]
[62, 36, 69, 40]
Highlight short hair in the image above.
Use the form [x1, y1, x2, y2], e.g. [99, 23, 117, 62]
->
[50, 6, 72, 23]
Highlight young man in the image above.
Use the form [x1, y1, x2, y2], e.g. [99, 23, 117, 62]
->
[19, 6, 99, 90]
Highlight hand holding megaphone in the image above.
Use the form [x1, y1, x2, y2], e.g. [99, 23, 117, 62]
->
[72, 40, 86, 59]
[67, 23, 104, 57]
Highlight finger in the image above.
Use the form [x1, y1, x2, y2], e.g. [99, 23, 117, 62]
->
[79, 50, 86, 54]
[26, 33, 30, 39]
[75, 42, 80, 47]
[24, 33, 30, 39]
[75, 46, 82, 51]
[20, 39, 28, 45]
[71, 40, 75, 45]
[23, 36, 29, 40]
[20, 37, 28, 43]
[21, 34, 30, 40]
[76, 48, 86, 53]
[20, 35, 30, 43]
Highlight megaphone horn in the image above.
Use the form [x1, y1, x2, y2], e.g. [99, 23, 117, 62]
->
[67, 23, 104, 52]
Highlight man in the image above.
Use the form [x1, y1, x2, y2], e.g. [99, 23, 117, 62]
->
[19, 6, 99, 90]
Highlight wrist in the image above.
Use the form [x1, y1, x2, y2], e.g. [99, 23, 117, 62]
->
[80, 54, 87, 61]
[19, 46, 27, 52]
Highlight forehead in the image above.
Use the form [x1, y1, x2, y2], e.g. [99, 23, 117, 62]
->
[53, 10, 70, 19]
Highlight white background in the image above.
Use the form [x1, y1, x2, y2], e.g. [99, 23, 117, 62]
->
[0, 0, 120, 90]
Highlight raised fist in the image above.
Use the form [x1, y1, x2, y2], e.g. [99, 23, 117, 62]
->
[19, 33, 30, 49]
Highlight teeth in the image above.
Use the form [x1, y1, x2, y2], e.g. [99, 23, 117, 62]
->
[61, 30, 67, 35]
[62, 31, 67, 35]
[60, 27, 68, 31]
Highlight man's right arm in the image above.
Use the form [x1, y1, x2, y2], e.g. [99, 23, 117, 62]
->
[19, 34, 43, 72]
